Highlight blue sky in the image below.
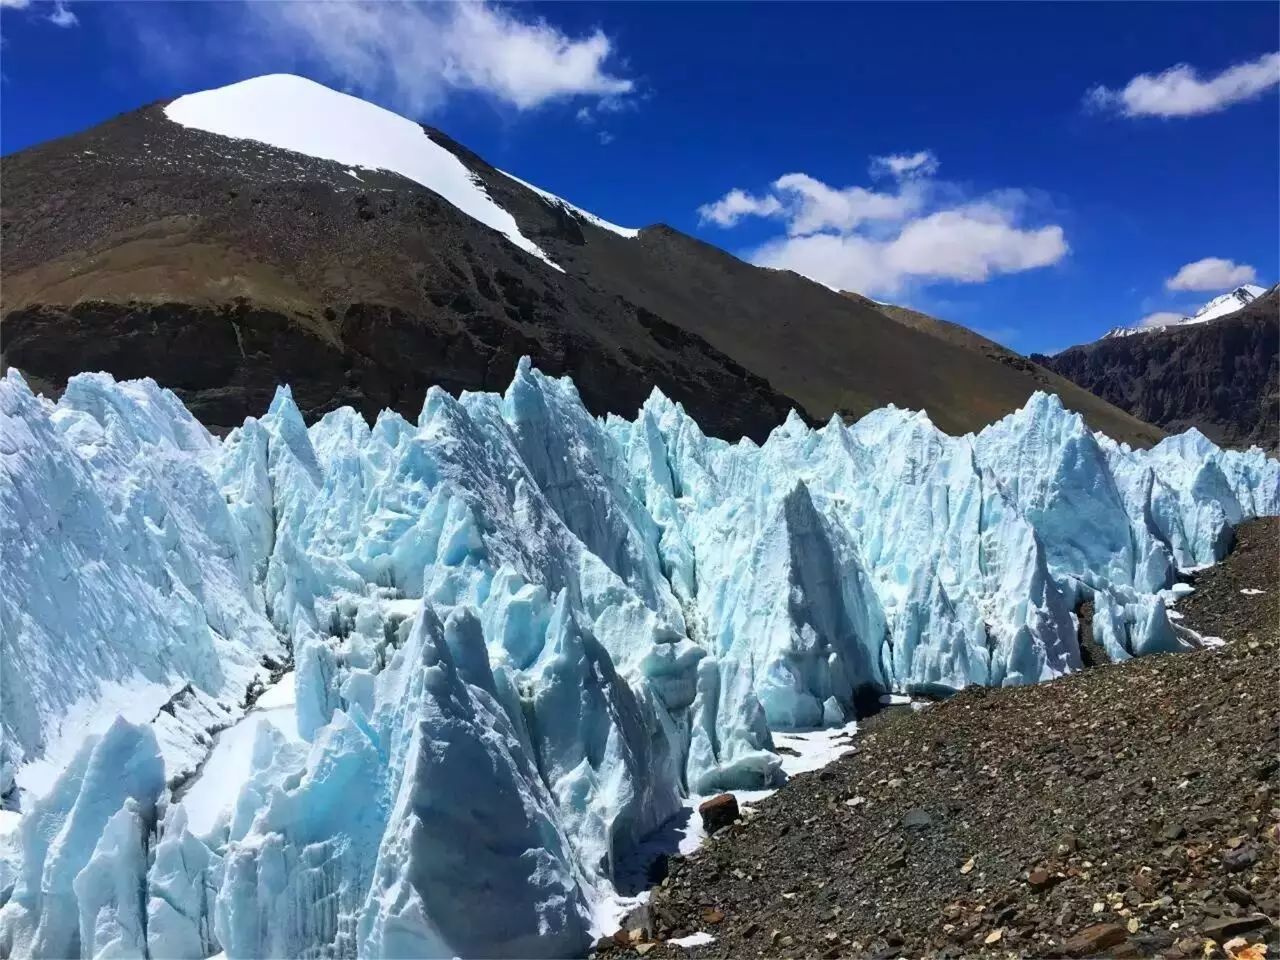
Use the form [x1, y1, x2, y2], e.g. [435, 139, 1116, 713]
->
[2, 1, 1277, 353]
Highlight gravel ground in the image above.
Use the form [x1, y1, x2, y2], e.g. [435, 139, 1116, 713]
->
[601, 519, 1279, 960]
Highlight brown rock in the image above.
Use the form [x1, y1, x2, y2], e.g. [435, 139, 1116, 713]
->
[1028, 867, 1052, 890]
[1064, 923, 1129, 957]
[1201, 915, 1271, 940]
[698, 793, 740, 834]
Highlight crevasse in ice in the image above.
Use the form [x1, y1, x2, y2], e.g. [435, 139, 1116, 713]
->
[1, 362, 1274, 958]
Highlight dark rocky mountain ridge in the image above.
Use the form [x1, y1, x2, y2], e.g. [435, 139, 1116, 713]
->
[1034, 288, 1279, 450]
[3, 81, 1161, 446]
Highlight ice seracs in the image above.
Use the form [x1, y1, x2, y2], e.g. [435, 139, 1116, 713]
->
[1, 362, 1275, 958]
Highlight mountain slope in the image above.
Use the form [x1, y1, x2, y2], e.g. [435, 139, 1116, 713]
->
[2, 74, 1161, 446]
[1034, 288, 1279, 450]
[843, 292, 1164, 445]
[0, 80, 791, 442]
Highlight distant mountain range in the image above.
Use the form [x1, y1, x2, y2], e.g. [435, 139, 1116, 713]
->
[1034, 286, 1278, 450]
[1100, 284, 1270, 340]
[0, 73, 1161, 448]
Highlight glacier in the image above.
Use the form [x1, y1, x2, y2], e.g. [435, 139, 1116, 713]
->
[1, 361, 1275, 959]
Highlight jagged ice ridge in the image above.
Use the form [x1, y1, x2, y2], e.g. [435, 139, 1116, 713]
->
[1, 362, 1275, 958]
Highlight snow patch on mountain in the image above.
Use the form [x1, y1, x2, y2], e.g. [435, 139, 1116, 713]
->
[500, 169, 641, 239]
[164, 74, 564, 272]
[1, 363, 1275, 958]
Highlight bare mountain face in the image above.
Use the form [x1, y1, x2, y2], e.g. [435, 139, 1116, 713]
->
[2, 75, 1161, 445]
[1034, 288, 1279, 451]
[842, 292, 1164, 446]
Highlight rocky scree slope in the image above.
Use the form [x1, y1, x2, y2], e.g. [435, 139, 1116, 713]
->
[615, 519, 1280, 960]
[2, 73, 1160, 446]
[1034, 288, 1278, 451]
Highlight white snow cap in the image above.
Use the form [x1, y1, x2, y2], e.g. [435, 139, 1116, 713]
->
[1102, 284, 1269, 339]
[164, 74, 580, 269]
[1187, 284, 1268, 324]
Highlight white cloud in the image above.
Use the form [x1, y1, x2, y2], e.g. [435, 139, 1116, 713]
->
[772, 173, 923, 235]
[869, 150, 938, 179]
[246, 1, 634, 115]
[699, 158, 1068, 296]
[1166, 257, 1257, 291]
[1086, 52, 1280, 118]
[0, 0, 76, 22]
[883, 206, 1066, 282]
[47, 0, 75, 26]
[1137, 311, 1185, 329]
[697, 174, 922, 234]
[753, 204, 1066, 295]
[697, 188, 783, 227]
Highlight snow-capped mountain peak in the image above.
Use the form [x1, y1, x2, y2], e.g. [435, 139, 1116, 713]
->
[1101, 284, 1269, 339]
[1188, 284, 1268, 324]
[163, 74, 637, 269]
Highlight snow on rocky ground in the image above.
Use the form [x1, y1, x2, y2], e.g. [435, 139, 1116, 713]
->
[1, 360, 1276, 959]
[602, 721, 862, 935]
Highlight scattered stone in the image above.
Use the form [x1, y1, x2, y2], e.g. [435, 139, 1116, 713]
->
[637, 522, 1280, 960]
[1222, 843, 1260, 872]
[1063, 923, 1129, 956]
[984, 929, 1003, 945]
[901, 808, 932, 831]
[1224, 885, 1254, 907]
[698, 793, 740, 834]
[1201, 915, 1270, 940]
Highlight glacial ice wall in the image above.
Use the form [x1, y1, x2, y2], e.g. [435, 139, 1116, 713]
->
[1, 362, 1274, 959]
